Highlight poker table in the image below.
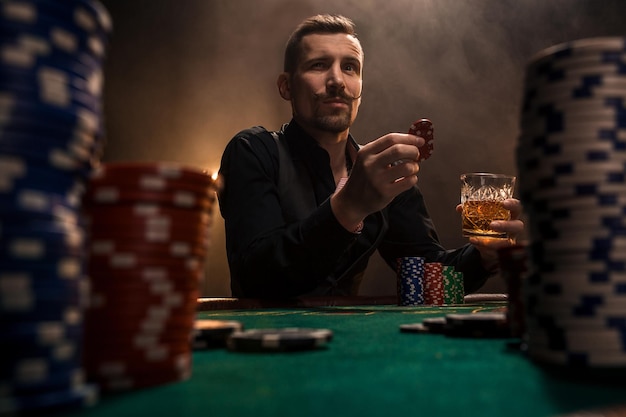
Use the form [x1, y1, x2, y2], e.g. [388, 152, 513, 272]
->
[62, 295, 625, 417]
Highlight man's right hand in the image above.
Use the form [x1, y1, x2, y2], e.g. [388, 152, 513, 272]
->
[330, 133, 425, 232]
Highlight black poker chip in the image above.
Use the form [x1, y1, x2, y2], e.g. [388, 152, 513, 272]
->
[192, 319, 243, 349]
[400, 317, 448, 334]
[422, 317, 448, 333]
[226, 328, 333, 352]
[399, 323, 430, 333]
[444, 313, 510, 338]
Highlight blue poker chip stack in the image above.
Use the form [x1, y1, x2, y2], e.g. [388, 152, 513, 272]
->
[0, 0, 111, 414]
[396, 257, 426, 306]
[517, 37, 626, 369]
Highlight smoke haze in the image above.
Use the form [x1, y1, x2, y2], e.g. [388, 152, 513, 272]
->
[99, 0, 626, 296]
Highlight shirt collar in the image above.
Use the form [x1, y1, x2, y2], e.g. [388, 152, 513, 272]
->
[282, 119, 360, 158]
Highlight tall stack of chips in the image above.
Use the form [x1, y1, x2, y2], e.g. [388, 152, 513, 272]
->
[81, 162, 217, 392]
[396, 258, 464, 306]
[0, 0, 111, 414]
[517, 37, 626, 368]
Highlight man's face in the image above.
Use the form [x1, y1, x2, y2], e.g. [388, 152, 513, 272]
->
[281, 33, 363, 135]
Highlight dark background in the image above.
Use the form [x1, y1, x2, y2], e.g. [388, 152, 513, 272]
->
[97, 0, 626, 297]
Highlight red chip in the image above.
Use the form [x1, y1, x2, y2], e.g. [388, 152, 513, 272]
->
[423, 262, 444, 305]
[408, 118, 434, 161]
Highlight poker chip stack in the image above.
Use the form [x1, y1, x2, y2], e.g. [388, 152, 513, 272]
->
[0, 0, 111, 414]
[423, 262, 444, 305]
[81, 162, 218, 392]
[397, 258, 464, 306]
[442, 265, 465, 305]
[516, 37, 626, 368]
[397, 257, 426, 306]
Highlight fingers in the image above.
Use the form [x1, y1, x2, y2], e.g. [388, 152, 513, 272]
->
[490, 199, 524, 236]
[468, 237, 511, 272]
[489, 219, 524, 235]
[363, 133, 425, 157]
[456, 199, 524, 234]
[469, 236, 517, 249]
[502, 198, 523, 219]
[356, 134, 424, 187]
[339, 133, 425, 218]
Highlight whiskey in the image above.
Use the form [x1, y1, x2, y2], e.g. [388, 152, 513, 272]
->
[462, 200, 510, 238]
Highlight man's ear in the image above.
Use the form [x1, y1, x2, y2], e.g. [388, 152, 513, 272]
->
[277, 72, 291, 100]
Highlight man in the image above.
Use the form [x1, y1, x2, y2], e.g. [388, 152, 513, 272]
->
[218, 14, 524, 298]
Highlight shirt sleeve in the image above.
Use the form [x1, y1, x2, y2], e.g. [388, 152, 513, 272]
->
[377, 185, 492, 293]
[218, 130, 359, 298]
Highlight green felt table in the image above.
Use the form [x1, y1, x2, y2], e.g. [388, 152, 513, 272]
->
[62, 296, 626, 417]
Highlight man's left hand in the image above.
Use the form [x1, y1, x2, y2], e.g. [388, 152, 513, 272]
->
[455, 198, 525, 272]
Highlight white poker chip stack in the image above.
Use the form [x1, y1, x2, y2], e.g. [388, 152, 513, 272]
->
[517, 37, 626, 369]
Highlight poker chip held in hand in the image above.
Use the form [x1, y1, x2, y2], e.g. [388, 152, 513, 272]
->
[408, 118, 434, 161]
[226, 328, 334, 352]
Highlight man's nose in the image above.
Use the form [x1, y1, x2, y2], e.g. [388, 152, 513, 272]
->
[326, 64, 345, 91]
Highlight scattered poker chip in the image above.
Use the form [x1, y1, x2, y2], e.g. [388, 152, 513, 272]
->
[192, 319, 244, 349]
[226, 328, 333, 352]
[422, 317, 448, 333]
[399, 323, 430, 334]
[400, 314, 509, 337]
[444, 313, 510, 338]
[400, 318, 447, 334]
[408, 118, 434, 161]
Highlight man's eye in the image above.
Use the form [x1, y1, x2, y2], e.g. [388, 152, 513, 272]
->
[344, 63, 359, 73]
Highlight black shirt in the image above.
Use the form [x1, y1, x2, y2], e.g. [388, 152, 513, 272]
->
[218, 120, 490, 298]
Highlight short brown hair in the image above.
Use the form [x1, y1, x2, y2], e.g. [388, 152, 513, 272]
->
[283, 14, 359, 73]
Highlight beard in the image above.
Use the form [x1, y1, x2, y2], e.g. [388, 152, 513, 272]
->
[313, 114, 352, 133]
[312, 107, 354, 133]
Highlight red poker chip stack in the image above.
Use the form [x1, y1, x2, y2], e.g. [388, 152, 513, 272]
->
[423, 262, 445, 305]
[81, 162, 217, 392]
